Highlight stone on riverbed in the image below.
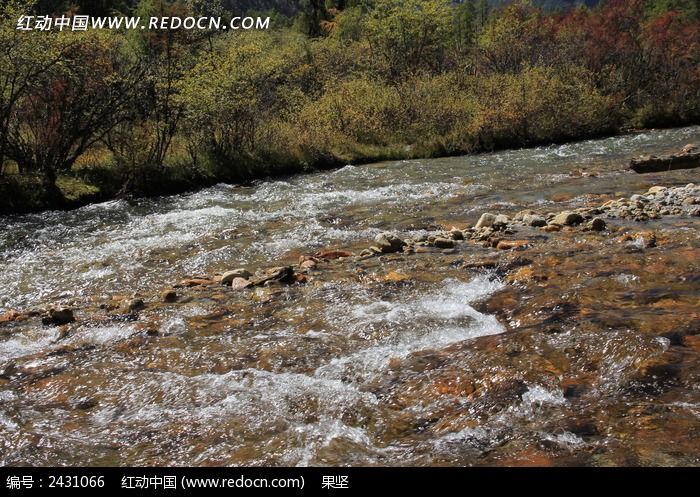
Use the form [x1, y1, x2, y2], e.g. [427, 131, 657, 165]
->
[475, 213, 497, 229]
[493, 215, 511, 229]
[374, 233, 406, 253]
[433, 237, 455, 249]
[300, 259, 317, 269]
[0, 310, 23, 323]
[449, 228, 464, 240]
[523, 214, 547, 227]
[315, 249, 354, 260]
[250, 266, 295, 286]
[230, 277, 252, 290]
[496, 240, 531, 251]
[585, 218, 607, 232]
[161, 290, 178, 303]
[42, 308, 75, 326]
[221, 268, 253, 285]
[551, 211, 584, 226]
[127, 298, 145, 312]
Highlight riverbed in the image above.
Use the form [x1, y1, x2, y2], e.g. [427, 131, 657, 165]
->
[1, 127, 699, 466]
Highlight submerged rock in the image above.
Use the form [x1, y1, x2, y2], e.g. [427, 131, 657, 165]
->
[43, 308, 75, 326]
[384, 271, 410, 283]
[127, 298, 145, 312]
[496, 240, 530, 251]
[0, 310, 24, 323]
[449, 228, 465, 240]
[161, 290, 178, 303]
[300, 259, 318, 269]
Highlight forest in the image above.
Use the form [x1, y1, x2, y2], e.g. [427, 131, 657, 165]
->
[0, 0, 698, 211]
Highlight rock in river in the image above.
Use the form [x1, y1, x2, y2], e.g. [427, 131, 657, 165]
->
[433, 237, 455, 249]
[221, 268, 253, 285]
[374, 233, 405, 253]
[250, 266, 295, 286]
[475, 213, 497, 229]
[161, 290, 178, 303]
[523, 214, 547, 227]
[551, 211, 584, 226]
[43, 308, 75, 326]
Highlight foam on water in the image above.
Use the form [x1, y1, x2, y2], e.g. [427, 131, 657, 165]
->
[316, 276, 505, 381]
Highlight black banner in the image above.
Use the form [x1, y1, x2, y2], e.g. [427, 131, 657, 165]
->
[0, 467, 690, 495]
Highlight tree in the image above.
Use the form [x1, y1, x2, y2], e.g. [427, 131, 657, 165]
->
[454, 0, 477, 53]
[0, 1, 64, 172]
[4, 31, 143, 200]
[105, 0, 196, 195]
[365, 0, 453, 79]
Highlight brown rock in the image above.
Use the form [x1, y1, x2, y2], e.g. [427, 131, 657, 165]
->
[161, 290, 178, 303]
[315, 249, 354, 260]
[433, 237, 455, 249]
[0, 310, 22, 323]
[551, 211, 584, 226]
[43, 308, 75, 326]
[178, 278, 215, 287]
[230, 277, 252, 290]
[221, 269, 253, 285]
[384, 271, 410, 283]
[497, 240, 531, 251]
[250, 266, 294, 286]
[300, 259, 317, 269]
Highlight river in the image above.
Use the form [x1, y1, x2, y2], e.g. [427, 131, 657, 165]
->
[1, 126, 699, 466]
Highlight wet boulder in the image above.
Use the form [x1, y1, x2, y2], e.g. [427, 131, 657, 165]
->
[230, 277, 253, 290]
[523, 214, 547, 227]
[550, 211, 584, 226]
[493, 215, 511, 230]
[374, 233, 406, 253]
[42, 308, 75, 326]
[585, 218, 607, 232]
[161, 290, 178, 303]
[475, 213, 497, 229]
[433, 237, 455, 249]
[250, 266, 295, 286]
[221, 268, 253, 285]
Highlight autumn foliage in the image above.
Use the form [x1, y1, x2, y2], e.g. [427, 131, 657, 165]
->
[1, 0, 699, 208]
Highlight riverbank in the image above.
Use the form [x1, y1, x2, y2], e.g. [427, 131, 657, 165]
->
[1, 181, 699, 465]
[2, 125, 697, 216]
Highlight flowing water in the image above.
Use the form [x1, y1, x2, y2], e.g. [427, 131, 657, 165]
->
[1, 127, 699, 466]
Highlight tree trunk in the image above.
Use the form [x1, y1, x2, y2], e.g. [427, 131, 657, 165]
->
[42, 168, 64, 207]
